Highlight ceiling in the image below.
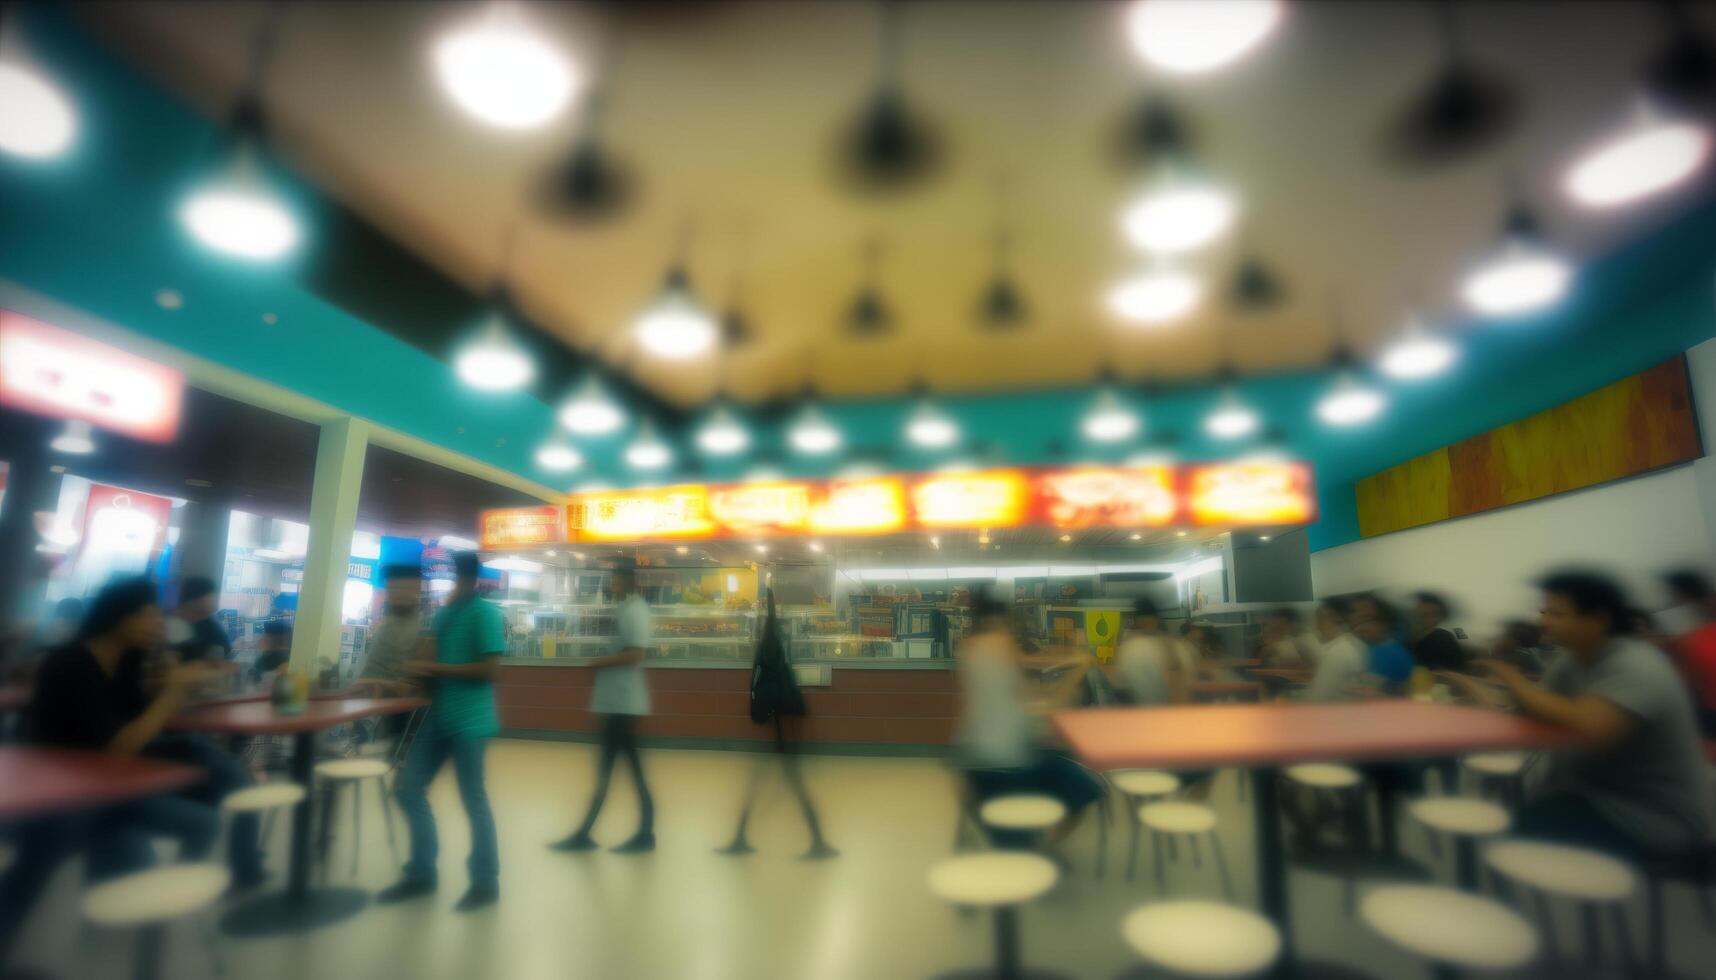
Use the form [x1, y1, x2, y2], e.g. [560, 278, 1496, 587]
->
[70, 1, 1716, 407]
[0, 387, 542, 538]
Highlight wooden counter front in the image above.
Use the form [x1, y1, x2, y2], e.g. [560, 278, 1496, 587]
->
[497, 663, 958, 747]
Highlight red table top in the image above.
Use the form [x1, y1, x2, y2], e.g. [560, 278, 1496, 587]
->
[1051, 700, 1586, 771]
[0, 747, 202, 821]
[1192, 680, 1263, 695]
[168, 696, 426, 735]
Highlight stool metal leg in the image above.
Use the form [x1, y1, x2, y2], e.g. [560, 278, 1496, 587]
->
[1647, 877, 1666, 977]
[378, 775, 400, 865]
[349, 781, 362, 878]
[1126, 805, 1142, 883]
[992, 905, 1021, 980]
[1454, 838, 1477, 891]
[1189, 833, 1202, 869]
[1609, 903, 1637, 977]
[1533, 889, 1559, 960]
[134, 923, 164, 980]
[1094, 791, 1109, 880]
[1152, 830, 1166, 893]
[1211, 831, 1234, 901]
[1582, 902, 1604, 962]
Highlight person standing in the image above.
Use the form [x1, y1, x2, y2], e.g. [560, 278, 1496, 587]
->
[353, 564, 427, 699]
[551, 561, 657, 853]
[165, 576, 231, 663]
[1351, 594, 1414, 693]
[1110, 598, 1182, 705]
[378, 552, 502, 912]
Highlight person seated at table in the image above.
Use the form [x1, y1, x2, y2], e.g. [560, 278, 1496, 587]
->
[2, 578, 269, 951]
[351, 564, 428, 700]
[165, 576, 231, 664]
[1111, 598, 1184, 706]
[1491, 620, 1549, 678]
[1655, 569, 1714, 639]
[250, 619, 292, 685]
[1256, 607, 1318, 668]
[1351, 594, 1414, 695]
[1409, 591, 1468, 672]
[1179, 620, 1228, 680]
[953, 589, 1101, 851]
[1304, 597, 1368, 703]
[1450, 571, 1713, 861]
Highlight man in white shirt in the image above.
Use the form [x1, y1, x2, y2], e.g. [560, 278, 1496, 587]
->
[550, 562, 656, 854]
[1112, 599, 1181, 705]
[1305, 597, 1368, 703]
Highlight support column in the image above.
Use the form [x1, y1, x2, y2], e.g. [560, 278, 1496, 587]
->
[171, 499, 231, 602]
[0, 426, 61, 627]
[290, 418, 368, 674]
[1686, 338, 1716, 558]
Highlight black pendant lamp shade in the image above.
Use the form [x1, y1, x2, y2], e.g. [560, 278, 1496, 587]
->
[980, 275, 1026, 328]
[1380, 1, 1520, 170]
[1229, 256, 1286, 312]
[839, 2, 942, 192]
[1644, 4, 1716, 116]
[847, 238, 892, 337]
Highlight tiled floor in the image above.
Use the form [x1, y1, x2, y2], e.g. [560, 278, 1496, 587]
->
[11, 738, 1716, 979]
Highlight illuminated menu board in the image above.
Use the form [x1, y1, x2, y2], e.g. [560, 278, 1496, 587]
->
[552, 462, 1315, 544]
[479, 506, 564, 550]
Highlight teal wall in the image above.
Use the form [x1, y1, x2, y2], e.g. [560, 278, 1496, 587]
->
[3, 6, 1713, 552]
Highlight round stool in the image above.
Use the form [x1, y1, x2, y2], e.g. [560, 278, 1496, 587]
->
[1107, 770, 1182, 883]
[1139, 802, 1232, 899]
[1407, 797, 1509, 890]
[1484, 840, 1638, 968]
[927, 852, 1068, 979]
[224, 781, 305, 864]
[83, 863, 231, 980]
[1361, 884, 1538, 978]
[1122, 900, 1281, 978]
[979, 795, 1067, 833]
[1284, 763, 1361, 789]
[314, 757, 399, 877]
[1462, 752, 1528, 806]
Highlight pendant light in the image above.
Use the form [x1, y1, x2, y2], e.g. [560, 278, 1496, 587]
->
[1317, 300, 1385, 427]
[1108, 261, 1200, 325]
[1381, 1, 1520, 170]
[1460, 204, 1572, 317]
[1081, 387, 1141, 443]
[1378, 311, 1458, 380]
[904, 387, 960, 450]
[846, 237, 892, 337]
[840, 0, 941, 192]
[178, 10, 300, 262]
[1125, 0, 1285, 76]
[534, 436, 582, 472]
[537, 35, 632, 223]
[1228, 252, 1287, 313]
[0, 10, 76, 160]
[979, 179, 1028, 329]
[1119, 101, 1238, 255]
[1563, 101, 1711, 209]
[454, 226, 535, 392]
[49, 419, 95, 455]
[1204, 369, 1260, 439]
[788, 385, 843, 455]
[433, 1, 578, 131]
[624, 420, 672, 470]
[635, 269, 716, 360]
[560, 373, 626, 435]
[696, 403, 751, 456]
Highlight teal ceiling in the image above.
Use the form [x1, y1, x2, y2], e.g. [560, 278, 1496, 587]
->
[3, 5, 1713, 553]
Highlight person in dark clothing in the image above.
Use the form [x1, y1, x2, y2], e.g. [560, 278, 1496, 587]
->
[251, 619, 292, 683]
[1, 577, 265, 961]
[718, 590, 836, 859]
[166, 576, 231, 663]
[1410, 591, 1467, 672]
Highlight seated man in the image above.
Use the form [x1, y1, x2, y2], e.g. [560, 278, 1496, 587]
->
[1, 578, 266, 959]
[1304, 597, 1368, 703]
[165, 576, 231, 663]
[1459, 571, 1713, 860]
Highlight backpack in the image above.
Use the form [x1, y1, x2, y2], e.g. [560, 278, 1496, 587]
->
[749, 590, 806, 723]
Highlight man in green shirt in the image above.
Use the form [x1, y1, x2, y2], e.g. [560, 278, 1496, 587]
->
[378, 552, 502, 912]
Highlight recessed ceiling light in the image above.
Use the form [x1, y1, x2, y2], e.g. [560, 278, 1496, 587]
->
[155, 289, 183, 310]
[573, 551, 586, 560]
[1130, 532, 1143, 541]
[546, 550, 557, 557]
[1259, 534, 1272, 541]
[185, 478, 214, 488]
[0, 59, 78, 159]
[754, 543, 768, 554]
[48, 464, 66, 474]
[432, 3, 579, 130]
[1126, 0, 1286, 76]
[1176, 530, 1188, 537]
[808, 541, 824, 553]
[676, 545, 689, 555]
[1059, 533, 1073, 543]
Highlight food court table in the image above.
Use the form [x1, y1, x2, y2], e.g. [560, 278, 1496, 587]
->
[168, 697, 426, 936]
[0, 747, 202, 822]
[1051, 700, 1586, 978]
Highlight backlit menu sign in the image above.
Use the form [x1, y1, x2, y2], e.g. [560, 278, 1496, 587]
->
[563, 462, 1316, 543]
[0, 311, 184, 442]
[479, 505, 565, 550]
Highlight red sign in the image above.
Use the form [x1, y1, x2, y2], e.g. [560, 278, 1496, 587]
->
[81, 484, 173, 555]
[565, 463, 1316, 542]
[479, 506, 564, 550]
[0, 311, 185, 442]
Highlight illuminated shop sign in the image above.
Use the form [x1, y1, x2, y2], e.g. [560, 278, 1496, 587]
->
[478, 505, 565, 550]
[0, 311, 185, 442]
[557, 463, 1315, 543]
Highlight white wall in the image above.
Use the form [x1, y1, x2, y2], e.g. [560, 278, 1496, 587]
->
[1311, 465, 1711, 637]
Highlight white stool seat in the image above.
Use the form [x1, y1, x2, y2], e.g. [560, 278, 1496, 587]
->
[1140, 801, 1217, 835]
[221, 782, 305, 813]
[1123, 900, 1281, 979]
[927, 852, 1059, 907]
[1110, 769, 1181, 798]
[1464, 751, 1527, 777]
[979, 794, 1067, 831]
[1360, 885, 1539, 970]
[1408, 797, 1510, 837]
[83, 864, 231, 927]
[1284, 763, 1362, 789]
[1483, 840, 1637, 901]
[315, 758, 391, 780]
